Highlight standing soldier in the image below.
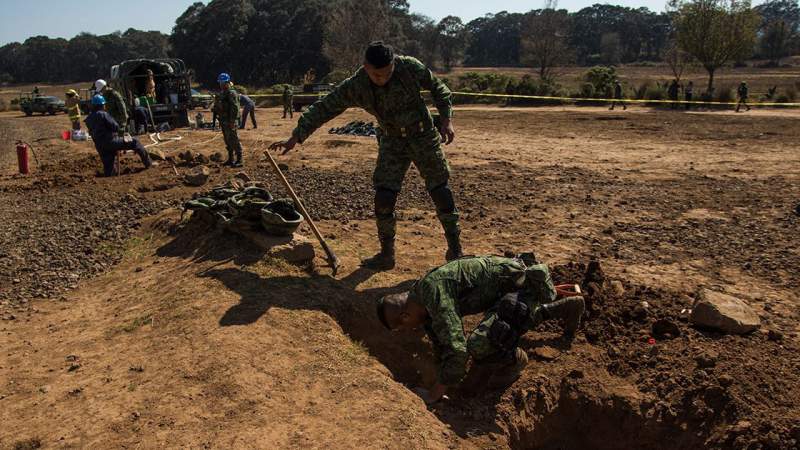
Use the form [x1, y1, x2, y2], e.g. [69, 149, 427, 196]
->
[95, 79, 129, 132]
[239, 92, 257, 129]
[684, 81, 694, 110]
[65, 89, 82, 131]
[609, 80, 626, 110]
[214, 73, 243, 167]
[736, 81, 751, 112]
[668, 79, 680, 109]
[282, 86, 294, 119]
[270, 41, 463, 268]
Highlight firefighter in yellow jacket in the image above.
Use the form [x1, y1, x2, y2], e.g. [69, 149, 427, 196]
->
[65, 89, 82, 130]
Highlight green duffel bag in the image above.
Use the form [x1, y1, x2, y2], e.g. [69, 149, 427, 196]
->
[260, 200, 304, 236]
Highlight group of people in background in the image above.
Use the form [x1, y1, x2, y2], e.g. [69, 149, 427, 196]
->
[611, 79, 753, 112]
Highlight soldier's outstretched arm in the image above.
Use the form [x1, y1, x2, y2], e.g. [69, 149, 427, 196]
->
[291, 79, 358, 144]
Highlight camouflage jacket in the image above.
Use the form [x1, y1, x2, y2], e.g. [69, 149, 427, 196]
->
[104, 88, 128, 126]
[282, 89, 293, 104]
[215, 87, 241, 123]
[413, 256, 555, 386]
[292, 56, 452, 143]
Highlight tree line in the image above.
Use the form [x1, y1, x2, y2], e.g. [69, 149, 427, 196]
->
[0, 0, 797, 90]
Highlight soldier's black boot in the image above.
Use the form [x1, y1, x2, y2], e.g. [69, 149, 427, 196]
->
[223, 152, 234, 167]
[361, 239, 395, 270]
[445, 231, 463, 261]
[541, 296, 585, 339]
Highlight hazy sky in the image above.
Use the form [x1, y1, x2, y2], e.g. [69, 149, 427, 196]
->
[1, 0, 679, 46]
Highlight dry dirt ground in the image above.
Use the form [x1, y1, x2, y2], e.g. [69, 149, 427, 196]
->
[1, 103, 799, 449]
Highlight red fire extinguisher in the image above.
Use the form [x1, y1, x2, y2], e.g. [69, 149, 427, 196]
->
[16, 141, 30, 175]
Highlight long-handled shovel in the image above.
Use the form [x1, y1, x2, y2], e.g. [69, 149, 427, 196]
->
[262, 148, 340, 275]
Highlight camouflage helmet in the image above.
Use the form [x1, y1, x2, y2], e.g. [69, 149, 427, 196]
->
[227, 187, 274, 220]
[260, 200, 304, 236]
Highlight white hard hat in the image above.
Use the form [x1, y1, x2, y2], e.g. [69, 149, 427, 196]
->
[95, 79, 107, 91]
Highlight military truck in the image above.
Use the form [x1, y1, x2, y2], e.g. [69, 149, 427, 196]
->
[86, 59, 191, 129]
[19, 93, 65, 116]
[292, 83, 333, 112]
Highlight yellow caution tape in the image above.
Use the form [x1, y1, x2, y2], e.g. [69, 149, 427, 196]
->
[245, 90, 800, 107]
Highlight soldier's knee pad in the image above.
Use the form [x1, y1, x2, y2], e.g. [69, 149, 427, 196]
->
[374, 188, 398, 217]
[498, 292, 530, 330]
[429, 183, 456, 215]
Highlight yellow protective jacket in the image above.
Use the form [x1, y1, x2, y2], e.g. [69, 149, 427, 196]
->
[65, 90, 81, 122]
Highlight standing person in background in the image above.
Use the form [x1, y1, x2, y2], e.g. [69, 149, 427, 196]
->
[736, 82, 751, 112]
[95, 79, 129, 133]
[609, 80, 626, 110]
[214, 73, 243, 167]
[684, 81, 694, 110]
[239, 92, 257, 129]
[64, 89, 82, 130]
[282, 86, 294, 119]
[668, 80, 680, 109]
[144, 69, 157, 100]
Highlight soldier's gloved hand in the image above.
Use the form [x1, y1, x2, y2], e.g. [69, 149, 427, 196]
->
[439, 117, 455, 145]
[269, 136, 298, 155]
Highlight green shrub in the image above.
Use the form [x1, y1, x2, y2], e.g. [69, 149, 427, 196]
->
[785, 86, 797, 102]
[582, 66, 617, 98]
[644, 85, 666, 101]
[577, 82, 595, 98]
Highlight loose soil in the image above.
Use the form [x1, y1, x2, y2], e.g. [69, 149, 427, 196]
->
[1, 104, 798, 448]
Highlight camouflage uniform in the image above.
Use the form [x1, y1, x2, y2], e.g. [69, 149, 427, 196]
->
[282, 87, 293, 118]
[215, 85, 243, 163]
[291, 56, 459, 248]
[412, 256, 556, 386]
[104, 88, 129, 132]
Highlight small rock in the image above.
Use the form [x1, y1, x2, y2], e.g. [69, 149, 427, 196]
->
[184, 165, 210, 187]
[652, 318, 681, 339]
[718, 374, 734, 388]
[147, 148, 166, 161]
[690, 289, 760, 334]
[532, 346, 560, 361]
[210, 152, 224, 162]
[767, 329, 783, 341]
[695, 351, 718, 369]
[608, 280, 625, 297]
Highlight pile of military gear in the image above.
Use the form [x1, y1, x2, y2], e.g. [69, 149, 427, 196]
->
[328, 121, 377, 137]
[183, 181, 304, 236]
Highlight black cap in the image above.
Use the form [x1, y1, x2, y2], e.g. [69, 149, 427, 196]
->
[365, 41, 395, 69]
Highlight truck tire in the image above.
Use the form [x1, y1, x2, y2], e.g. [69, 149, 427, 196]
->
[48, 108, 56, 115]
[24, 109, 32, 116]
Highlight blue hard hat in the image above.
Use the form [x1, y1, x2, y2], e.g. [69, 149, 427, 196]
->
[91, 94, 106, 105]
[218, 72, 231, 83]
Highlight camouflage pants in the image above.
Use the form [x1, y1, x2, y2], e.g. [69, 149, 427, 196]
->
[283, 103, 293, 118]
[467, 264, 557, 363]
[373, 128, 458, 240]
[221, 122, 243, 160]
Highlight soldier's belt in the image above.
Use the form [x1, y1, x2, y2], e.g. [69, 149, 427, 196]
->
[380, 120, 432, 138]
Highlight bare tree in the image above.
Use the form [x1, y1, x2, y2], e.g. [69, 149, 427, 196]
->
[520, 0, 572, 82]
[323, 0, 392, 72]
[664, 40, 693, 81]
[674, 0, 760, 92]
